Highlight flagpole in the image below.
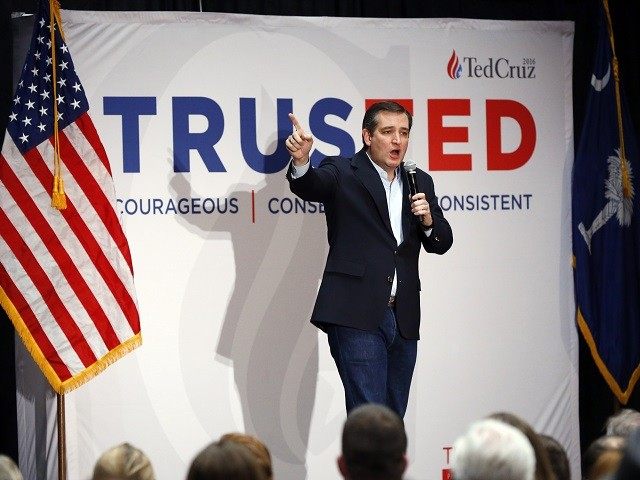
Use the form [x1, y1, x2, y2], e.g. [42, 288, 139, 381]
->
[601, 0, 631, 197]
[57, 392, 67, 480]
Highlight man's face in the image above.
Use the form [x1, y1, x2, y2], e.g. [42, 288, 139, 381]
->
[363, 111, 410, 175]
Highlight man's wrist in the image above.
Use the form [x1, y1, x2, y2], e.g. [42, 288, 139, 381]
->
[292, 156, 310, 167]
[290, 158, 311, 179]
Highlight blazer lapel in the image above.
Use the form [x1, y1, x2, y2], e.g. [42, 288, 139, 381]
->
[351, 149, 394, 236]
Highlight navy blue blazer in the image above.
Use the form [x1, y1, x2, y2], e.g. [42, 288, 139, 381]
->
[287, 148, 453, 340]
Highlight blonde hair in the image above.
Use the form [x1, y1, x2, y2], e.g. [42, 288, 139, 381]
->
[0, 455, 23, 480]
[220, 433, 273, 480]
[92, 443, 155, 480]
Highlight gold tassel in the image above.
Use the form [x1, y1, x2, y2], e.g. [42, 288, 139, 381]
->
[49, 0, 66, 210]
[51, 174, 67, 210]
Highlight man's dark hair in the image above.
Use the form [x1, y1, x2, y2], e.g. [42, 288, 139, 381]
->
[582, 435, 625, 480]
[187, 439, 265, 480]
[361, 101, 413, 142]
[538, 434, 571, 480]
[612, 427, 640, 480]
[341, 404, 407, 480]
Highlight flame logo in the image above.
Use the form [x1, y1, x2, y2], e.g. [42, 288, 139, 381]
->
[447, 50, 462, 79]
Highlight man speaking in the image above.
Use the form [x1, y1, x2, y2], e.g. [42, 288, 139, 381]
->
[286, 101, 453, 417]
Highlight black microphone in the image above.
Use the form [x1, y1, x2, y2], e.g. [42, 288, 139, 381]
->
[403, 159, 419, 197]
[404, 159, 432, 228]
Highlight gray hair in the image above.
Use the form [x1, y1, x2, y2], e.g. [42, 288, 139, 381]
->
[0, 455, 23, 480]
[606, 409, 640, 438]
[452, 419, 535, 480]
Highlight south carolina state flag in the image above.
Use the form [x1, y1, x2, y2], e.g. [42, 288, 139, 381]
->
[0, 1, 140, 393]
[572, 6, 640, 404]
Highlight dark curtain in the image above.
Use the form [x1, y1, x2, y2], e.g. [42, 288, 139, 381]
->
[0, 0, 19, 465]
[1, 0, 639, 464]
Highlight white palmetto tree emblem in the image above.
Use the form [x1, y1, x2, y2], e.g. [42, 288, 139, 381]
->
[579, 148, 634, 252]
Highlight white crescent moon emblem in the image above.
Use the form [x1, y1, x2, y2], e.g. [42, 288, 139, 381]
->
[591, 64, 611, 92]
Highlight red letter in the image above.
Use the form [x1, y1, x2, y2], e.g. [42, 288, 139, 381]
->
[428, 99, 471, 171]
[486, 99, 536, 170]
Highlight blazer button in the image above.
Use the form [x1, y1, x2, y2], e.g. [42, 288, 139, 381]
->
[387, 275, 393, 283]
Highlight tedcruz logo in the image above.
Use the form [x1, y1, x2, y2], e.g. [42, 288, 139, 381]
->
[447, 49, 537, 80]
[447, 50, 463, 79]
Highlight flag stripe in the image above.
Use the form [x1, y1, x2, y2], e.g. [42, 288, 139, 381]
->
[0, 261, 73, 381]
[1, 231, 86, 376]
[76, 113, 112, 175]
[0, 207, 98, 367]
[60, 116, 134, 273]
[58, 119, 135, 293]
[0, 151, 121, 352]
[29, 142, 139, 339]
[1, 152, 114, 358]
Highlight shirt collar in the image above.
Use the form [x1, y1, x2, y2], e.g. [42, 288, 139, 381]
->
[365, 151, 401, 183]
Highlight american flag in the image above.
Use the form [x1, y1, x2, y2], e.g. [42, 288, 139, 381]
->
[0, 0, 140, 393]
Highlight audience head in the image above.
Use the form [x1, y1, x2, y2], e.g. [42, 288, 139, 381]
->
[220, 433, 273, 480]
[612, 427, 640, 480]
[583, 435, 625, 480]
[488, 411, 556, 480]
[451, 418, 535, 480]
[92, 443, 155, 480]
[339, 403, 407, 480]
[538, 434, 570, 480]
[186, 438, 265, 480]
[606, 409, 640, 438]
[0, 455, 23, 480]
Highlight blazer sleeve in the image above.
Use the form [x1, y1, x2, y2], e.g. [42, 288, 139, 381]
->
[419, 172, 453, 255]
[286, 156, 341, 203]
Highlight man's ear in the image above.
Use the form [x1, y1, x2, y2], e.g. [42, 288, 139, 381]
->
[401, 454, 408, 474]
[337, 454, 349, 478]
[362, 128, 372, 146]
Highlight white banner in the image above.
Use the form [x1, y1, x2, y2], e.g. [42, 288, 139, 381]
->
[15, 11, 578, 480]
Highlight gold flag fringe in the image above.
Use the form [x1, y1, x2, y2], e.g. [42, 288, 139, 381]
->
[1, 286, 142, 394]
[576, 306, 640, 404]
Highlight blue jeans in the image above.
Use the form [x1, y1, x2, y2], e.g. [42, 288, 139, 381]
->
[326, 307, 417, 417]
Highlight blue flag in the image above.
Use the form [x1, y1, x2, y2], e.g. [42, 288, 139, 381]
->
[573, 8, 640, 404]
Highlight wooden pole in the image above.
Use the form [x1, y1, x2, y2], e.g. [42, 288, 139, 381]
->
[57, 392, 66, 480]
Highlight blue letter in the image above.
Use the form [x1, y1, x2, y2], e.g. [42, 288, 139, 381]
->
[104, 97, 157, 173]
[240, 98, 292, 174]
[309, 98, 355, 166]
[172, 97, 225, 173]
